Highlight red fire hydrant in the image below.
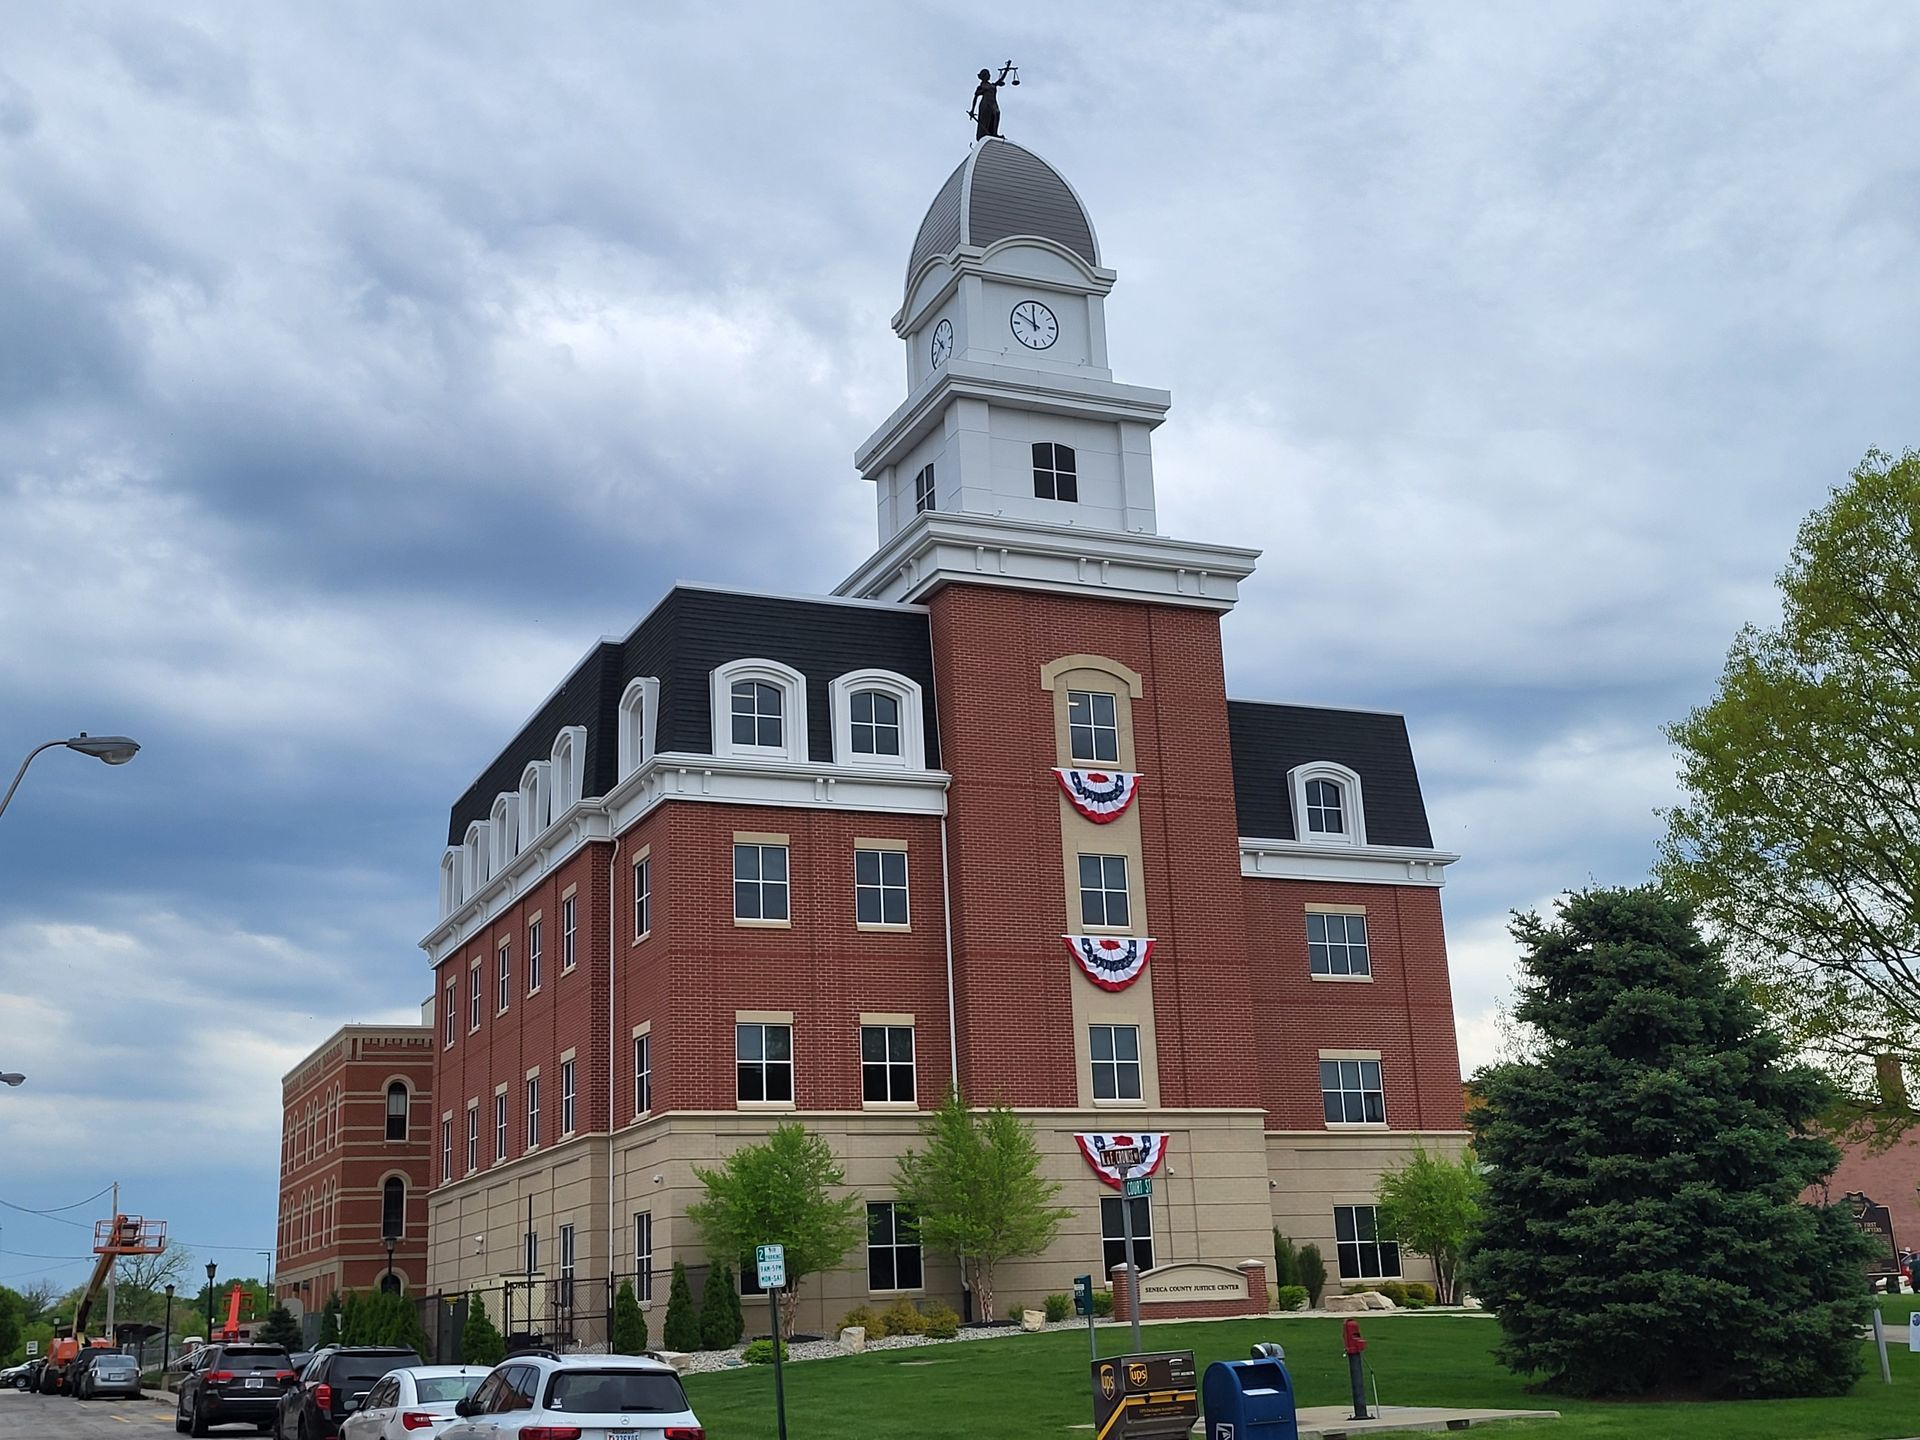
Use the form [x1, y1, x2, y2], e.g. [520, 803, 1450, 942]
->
[1344, 1319, 1368, 1419]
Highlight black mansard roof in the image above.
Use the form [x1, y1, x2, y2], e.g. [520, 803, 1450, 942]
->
[1225, 700, 1435, 848]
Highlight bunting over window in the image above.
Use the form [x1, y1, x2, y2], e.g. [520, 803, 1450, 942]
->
[1062, 934, 1155, 991]
[1054, 767, 1143, 823]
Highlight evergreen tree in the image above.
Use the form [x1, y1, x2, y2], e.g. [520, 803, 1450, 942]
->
[340, 1291, 364, 1345]
[460, 1293, 505, 1367]
[1270, 1231, 1298, 1289]
[721, 1266, 744, 1344]
[699, 1262, 740, 1349]
[1296, 1244, 1326, 1307]
[662, 1262, 702, 1352]
[258, 1304, 303, 1351]
[612, 1281, 649, 1355]
[1468, 886, 1872, 1399]
[317, 1294, 341, 1348]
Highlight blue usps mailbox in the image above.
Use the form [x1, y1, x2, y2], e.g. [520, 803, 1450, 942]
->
[1202, 1347, 1298, 1440]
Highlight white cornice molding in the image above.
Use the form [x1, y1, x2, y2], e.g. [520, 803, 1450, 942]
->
[420, 756, 952, 966]
[855, 360, 1171, 478]
[837, 510, 1259, 612]
[896, 241, 1117, 334]
[1239, 836, 1460, 888]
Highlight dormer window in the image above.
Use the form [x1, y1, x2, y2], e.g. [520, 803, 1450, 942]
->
[1287, 762, 1367, 846]
[518, 760, 550, 844]
[829, 670, 927, 769]
[618, 678, 661, 782]
[712, 659, 809, 763]
[489, 794, 518, 871]
[549, 726, 587, 815]
[914, 463, 936, 514]
[463, 821, 490, 895]
[1033, 442, 1078, 502]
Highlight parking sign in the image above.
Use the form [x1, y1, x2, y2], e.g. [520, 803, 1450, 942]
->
[756, 1243, 786, 1289]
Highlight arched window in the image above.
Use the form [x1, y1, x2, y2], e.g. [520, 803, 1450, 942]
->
[386, 1082, 410, 1141]
[464, 821, 490, 895]
[440, 850, 461, 916]
[1287, 762, 1367, 846]
[489, 794, 518, 871]
[711, 659, 809, 763]
[1304, 778, 1345, 835]
[829, 669, 927, 769]
[618, 678, 660, 781]
[382, 1176, 405, 1240]
[550, 726, 588, 815]
[518, 761, 550, 846]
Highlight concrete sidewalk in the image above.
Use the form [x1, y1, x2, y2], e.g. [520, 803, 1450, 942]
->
[1291, 1404, 1559, 1438]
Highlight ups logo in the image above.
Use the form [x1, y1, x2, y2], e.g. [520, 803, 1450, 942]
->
[1099, 1364, 1117, 1400]
[1127, 1362, 1150, 1389]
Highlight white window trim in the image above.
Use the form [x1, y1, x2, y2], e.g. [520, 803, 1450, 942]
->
[829, 668, 927, 770]
[1319, 1053, 1389, 1130]
[1288, 761, 1366, 846]
[518, 761, 551, 848]
[550, 725, 589, 816]
[618, 677, 662, 781]
[463, 821, 491, 896]
[488, 794, 518, 873]
[712, 657, 809, 763]
[439, 850, 461, 916]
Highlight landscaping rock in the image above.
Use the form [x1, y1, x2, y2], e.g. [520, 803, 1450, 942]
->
[1323, 1294, 1367, 1312]
[651, 1350, 694, 1373]
[1361, 1290, 1398, 1311]
[839, 1326, 867, 1352]
[1020, 1309, 1045, 1332]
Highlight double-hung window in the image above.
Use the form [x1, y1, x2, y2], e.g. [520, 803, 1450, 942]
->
[633, 857, 652, 938]
[1335, 1205, 1400, 1280]
[440, 1118, 451, 1184]
[468, 963, 482, 1031]
[559, 1223, 576, 1307]
[634, 1032, 653, 1114]
[527, 918, 543, 992]
[1067, 690, 1119, 764]
[913, 463, 936, 514]
[1078, 855, 1130, 928]
[634, 1211, 654, 1302]
[1321, 1058, 1385, 1125]
[850, 690, 902, 757]
[855, 848, 908, 926]
[561, 1058, 577, 1134]
[1305, 778, 1346, 835]
[526, 1076, 540, 1151]
[737, 1022, 794, 1103]
[730, 680, 784, 749]
[1090, 1024, 1143, 1101]
[1033, 441, 1078, 502]
[562, 894, 577, 970]
[1308, 912, 1371, 977]
[861, 1025, 915, 1103]
[465, 1107, 478, 1175]
[866, 1202, 923, 1291]
[734, 843, 790, 922]
[493, 1093, 508, 1161]
[444, 982, 456, 1047]
[497, 941, 511, 1012]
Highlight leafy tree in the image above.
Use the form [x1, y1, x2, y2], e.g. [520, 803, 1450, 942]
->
[317, 1294, 342, 1348]
[17, 1281, 58, 1327]
[0, 1286, 21, 1365]
[460, 1293, 504, 1366]
[612, 1280, 648, 1355]
[1270, 1232, 1298, 1290]
[1374, 1146, 1482, 1305]
[1467, 886, 1872, 1398]
[688, 1122, 864, 1339]
[893, 1090, 1072, 1322]
[662, 1262, 702, 1351]
[1296, 1245, 1326, 1307]
[258, 1304, 303, 1351]
[699, 1262, 740, 1348]
[1660, 448, 1920, 1125]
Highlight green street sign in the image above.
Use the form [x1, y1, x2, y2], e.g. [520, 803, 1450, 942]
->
[1123, 1177, 1152, 1199]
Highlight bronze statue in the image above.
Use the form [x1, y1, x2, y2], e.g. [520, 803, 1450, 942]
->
[970, 62, 1018, 140]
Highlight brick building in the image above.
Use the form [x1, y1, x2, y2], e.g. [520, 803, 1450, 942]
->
[276, 1023, 435, 1316]
[419, 137, 1468, 1338]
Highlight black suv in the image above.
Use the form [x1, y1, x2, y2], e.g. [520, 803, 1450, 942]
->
[174, 1342, 297, 1435]
[273, 1345, 422, 1440]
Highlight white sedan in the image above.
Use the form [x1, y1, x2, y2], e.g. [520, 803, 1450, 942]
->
[339, 1365, 492, 1439]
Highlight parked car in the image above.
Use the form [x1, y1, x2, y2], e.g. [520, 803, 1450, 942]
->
[337, 1366, 491, 1439]
[441, 1353, 703, 1439]
[0, 1361, 33, 1388]
[173, 1341, 297, 1436]
[273, 1345, 424, 1440]
[11, 1359, 46, 1391]
[67, 1349, 114, 1398]
[79, 1350, 142, 1400]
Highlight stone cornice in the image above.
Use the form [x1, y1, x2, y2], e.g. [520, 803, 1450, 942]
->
[1239, 837, 1461, 888]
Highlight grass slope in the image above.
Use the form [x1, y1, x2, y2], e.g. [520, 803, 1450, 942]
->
[682, 1314, 1920, 1440]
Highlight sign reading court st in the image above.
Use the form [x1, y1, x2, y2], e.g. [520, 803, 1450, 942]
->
[756, 1243, 786, 1290]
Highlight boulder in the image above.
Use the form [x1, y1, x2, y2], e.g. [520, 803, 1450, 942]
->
[1322, 1294, 1367, 1312]
[839, 1326, 867, 1352]
[1021, 1309, 1046, 1332]
[650, 1350, 694, 1374]
[1360, 1290, 1397, 1311]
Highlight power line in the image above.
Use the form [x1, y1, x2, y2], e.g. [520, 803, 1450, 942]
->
[0, 1185, 114, 1226]
[0, 1246, 91, 1261]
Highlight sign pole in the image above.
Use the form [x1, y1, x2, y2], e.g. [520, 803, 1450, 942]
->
[1120, 1171, 1142, 1354]
[770, 1285, 788, 1440]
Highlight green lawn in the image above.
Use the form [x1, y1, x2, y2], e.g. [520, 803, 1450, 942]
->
[681, 1313, 1920, 1440]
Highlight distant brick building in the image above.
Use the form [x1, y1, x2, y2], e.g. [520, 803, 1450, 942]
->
[418, 137, 1469, 1339]
[275, 1023, 434, 1316]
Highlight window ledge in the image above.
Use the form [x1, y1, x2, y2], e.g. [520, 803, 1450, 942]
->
[1310, 973, 1374, 983]
[1324, 1122, 1390, 1131]
[1081, 925, 1136, 937]
[734, 917, 793, 929]
[855, 922, 912, 933]
[1091, 1098, 1148, 1108]
[737, 1100, 797, 1111]
[496, 1006, 510, 1018]
[862, 1099, 920, 1110]
[867, 1287, 927, 1296]
[467, 1025, 481, 1036]
[633, 930, 652, 946]
[561, 962, 577, 974]
[526, 987, 542, 998]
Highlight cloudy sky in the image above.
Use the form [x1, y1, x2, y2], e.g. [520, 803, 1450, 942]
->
[2, 1, 1916, 1295]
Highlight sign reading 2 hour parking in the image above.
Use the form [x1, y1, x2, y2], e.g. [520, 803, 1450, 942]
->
[756, 1243, 786, 1290]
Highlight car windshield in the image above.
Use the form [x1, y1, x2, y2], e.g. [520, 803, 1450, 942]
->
[338, 1354, 420, 1386]
[546, 1370, 689, 1414]
[416, 1375, 485, 1404]
[222, 1350, 288, 1373]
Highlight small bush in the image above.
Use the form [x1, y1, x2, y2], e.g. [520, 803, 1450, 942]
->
[1272, 1229, 1299, 1289]
[1092, 1289, 1114, 1318]
[1401, 1282, 1436, 1306]
[920, 1301, 960, 1339]
[839, 1305, 887, 1339]
[1297, 1244, 1327, 1306]
[663, 1261, 702, 1352]
[742, 1338, 788, 1365]
[881, 1299, 926, 1336]
[1377, 1281, 1410, 1305]
[1043, 1293, 1072, 1323]
[1275, 1285, 1308, 1312]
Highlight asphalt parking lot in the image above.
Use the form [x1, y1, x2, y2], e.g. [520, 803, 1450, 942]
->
[0, 1388, 186, 1436]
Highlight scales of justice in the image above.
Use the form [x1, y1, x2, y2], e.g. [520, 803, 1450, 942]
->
[969, 61, 1021, 140]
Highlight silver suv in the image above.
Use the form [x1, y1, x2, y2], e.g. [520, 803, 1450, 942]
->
[441, 1352, 703, 1438]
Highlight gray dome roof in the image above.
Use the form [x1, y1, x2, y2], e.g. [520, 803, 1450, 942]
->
[906, 139, 1099, 290]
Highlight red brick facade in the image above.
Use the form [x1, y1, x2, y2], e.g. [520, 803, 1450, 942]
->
[276, 1025, 434, 1313]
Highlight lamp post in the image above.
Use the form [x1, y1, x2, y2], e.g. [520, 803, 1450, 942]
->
[204, 1262, 217, 1340]
[384, 1237, 397, 1294]
[162, 1284, 174, 1373]
[0, 734, 142, 820]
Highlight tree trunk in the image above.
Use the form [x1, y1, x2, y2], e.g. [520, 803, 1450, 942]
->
[974, 1258, 996, 1323]
[779, 1286, 798, 1341]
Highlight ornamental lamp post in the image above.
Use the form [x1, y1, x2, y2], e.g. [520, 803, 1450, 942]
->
[0, 734, 142, 820]
[162, 1284, 174, 1372]
[205, 1262, 217, 1339]
[384, 1237, 397, 1294]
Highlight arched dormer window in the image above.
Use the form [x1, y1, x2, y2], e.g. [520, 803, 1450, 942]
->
[518, 761, 550, 847]
[550, 725, 588, 816]
[439, 850, 461, 916]
[386, 1081, 410, 1141]
[618, 677, 661, 782]
[1287, 761, 1366, 846]
[829, 669, 927, 770]
[489, 795, 517, 871]
[381, 1176, 405, 1239]
[711, 659, 809, 763]
[463, 821, 491, 895]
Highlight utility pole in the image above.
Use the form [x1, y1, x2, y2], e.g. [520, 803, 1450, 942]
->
[104, 1181, 118, 1346]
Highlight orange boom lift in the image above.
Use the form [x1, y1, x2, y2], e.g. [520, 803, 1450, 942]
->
[39, 1214, 167, 1395]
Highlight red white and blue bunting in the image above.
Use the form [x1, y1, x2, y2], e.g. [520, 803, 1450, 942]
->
[1074, 1132, 1171, 1190]
[1062, 935, 1155, 992]
[1054, 768, 1143, 824]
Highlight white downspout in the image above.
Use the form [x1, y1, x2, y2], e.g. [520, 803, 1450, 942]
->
[607, 833, 621, 1348]
[939, 815, 958, 1092]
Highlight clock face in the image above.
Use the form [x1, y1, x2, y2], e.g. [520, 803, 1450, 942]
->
[930, 318, 953, 368]
[1010, 300, 1059, 350]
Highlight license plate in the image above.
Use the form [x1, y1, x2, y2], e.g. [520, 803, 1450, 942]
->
[247, 1378, 262, 1389]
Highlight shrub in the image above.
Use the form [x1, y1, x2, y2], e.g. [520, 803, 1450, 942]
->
[1401, 1282, 1436, 1305]
[1297, 1244, 1327, 1306]
[722, 1266, 745, 1343]
[920, 1301, 960, 1338]
[1272, 1229, 1299, 1289]
[699, 1263, 740, 1349]
[881, 1298, 926, 1336]
[742, 1338, 788, 1365]
[1275, 1285, 1308, 1312]
[613, 1281, 649, 1356]
[662, 1261, 702, 1352]
[1378, 1281, 1410, 1305]
[1092, 1288, 1114, 1318]
[839, 1305, 887, 1339]
[1043, 1293, 1072, 1323]
[460, 1293, 504, 1367]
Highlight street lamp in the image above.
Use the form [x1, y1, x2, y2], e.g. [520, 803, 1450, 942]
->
[384, 1237, 397, 1294]
[0, 733, 142, 820]
[162, 1284, 175, 1373]
[205, 1262, 217, 1340]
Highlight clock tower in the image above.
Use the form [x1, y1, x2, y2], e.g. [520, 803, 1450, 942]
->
[838, 137, 1258, 610]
